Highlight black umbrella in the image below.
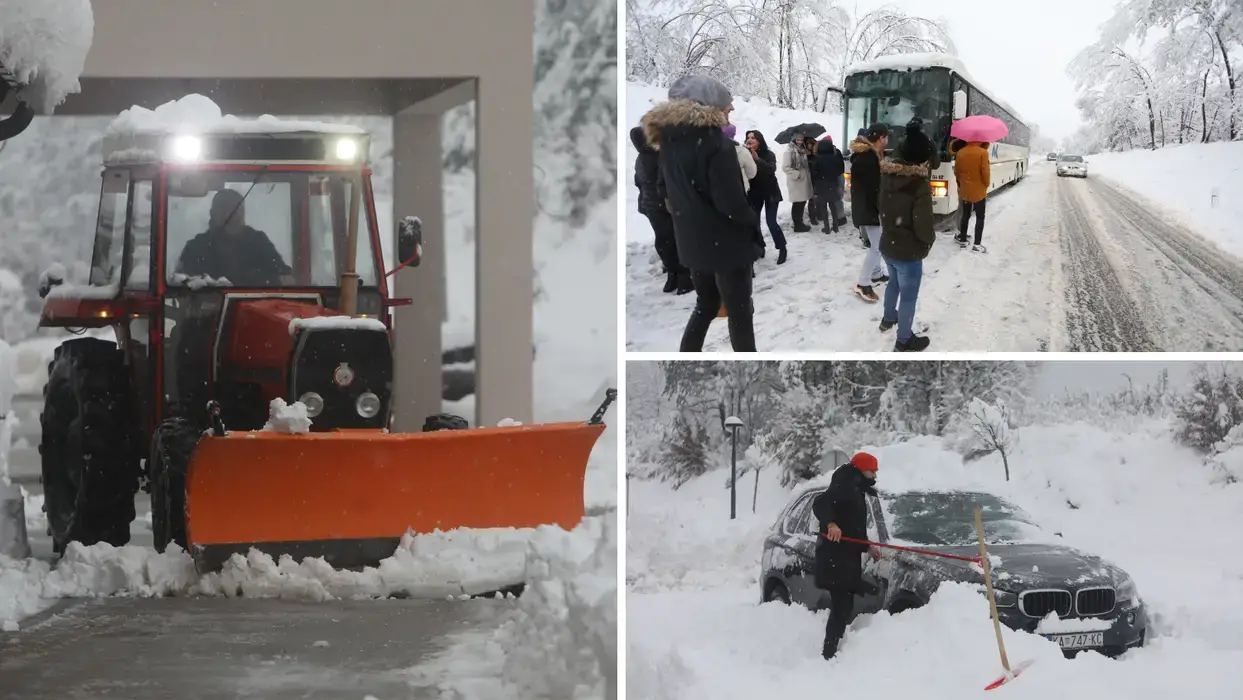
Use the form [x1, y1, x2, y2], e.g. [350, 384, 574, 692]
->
[774, 122, 827, 144]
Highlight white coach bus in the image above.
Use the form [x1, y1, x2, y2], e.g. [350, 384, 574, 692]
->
[839, 53, 1031, 215]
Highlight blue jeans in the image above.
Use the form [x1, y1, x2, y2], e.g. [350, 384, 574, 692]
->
[750, 197, 787, 249]
[882, 257, 923, 342]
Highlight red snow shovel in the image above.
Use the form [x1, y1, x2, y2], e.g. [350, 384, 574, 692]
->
[975, 504, 1033, 691]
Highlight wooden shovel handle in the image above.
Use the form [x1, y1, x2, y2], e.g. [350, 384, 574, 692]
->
[975, 504, 1011, 673]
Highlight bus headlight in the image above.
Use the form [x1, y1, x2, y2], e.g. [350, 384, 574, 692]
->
[171, 135, 202, 162]
[335, 137, 358, 161]
[930, 179, 949, 198]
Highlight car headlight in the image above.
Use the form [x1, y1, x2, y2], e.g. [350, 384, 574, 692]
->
[993, 588, 1018, 608]
[1116, 576, 1139, 605]
[298, 392, 324, 418]
[355, 391, 381, 418]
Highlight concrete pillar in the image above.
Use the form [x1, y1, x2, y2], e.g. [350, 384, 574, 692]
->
[475, 18, 535, 426]
[390, 110, 446, 432]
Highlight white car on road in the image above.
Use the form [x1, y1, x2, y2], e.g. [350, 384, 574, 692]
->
[1057, 154, 1088, 178]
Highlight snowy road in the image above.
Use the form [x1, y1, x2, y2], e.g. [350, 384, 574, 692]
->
[0, 596, 505, 699]
[625, 161, 1243, 352]
[1057, 174, 1243, 351]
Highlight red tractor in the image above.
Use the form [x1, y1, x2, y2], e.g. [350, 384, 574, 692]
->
[37, 121, 609, 571]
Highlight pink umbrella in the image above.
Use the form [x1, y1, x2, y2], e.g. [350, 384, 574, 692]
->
[951, 115, 1008, 143]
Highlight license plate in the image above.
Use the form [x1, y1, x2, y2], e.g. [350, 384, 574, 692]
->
[1047, 632, 1103, 650]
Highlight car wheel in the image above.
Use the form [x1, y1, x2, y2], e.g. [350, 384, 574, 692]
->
[764, 581, 792, 605]
[888, 598, 922, 615]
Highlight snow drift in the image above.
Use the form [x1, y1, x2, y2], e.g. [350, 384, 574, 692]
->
[0, 0, 94, 113]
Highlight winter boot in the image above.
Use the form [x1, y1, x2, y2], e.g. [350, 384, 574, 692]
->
[871, 274, 889, 285]
[894, 334, 931, 352]
[777, 247, 788, 265]
[854, 285, 879, 303]
[675, 270, 694, 294]
[879, 319, 896, 332]
[793, 208, 811, 233]
[663, 271, 677, 293]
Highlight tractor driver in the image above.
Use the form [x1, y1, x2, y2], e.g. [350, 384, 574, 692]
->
[176, 188, 296, 287]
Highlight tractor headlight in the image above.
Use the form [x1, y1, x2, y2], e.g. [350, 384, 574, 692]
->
[355, 391, 381, 418]
[299, 392, 325, 418]
[335, 137, 358, 161]
[171, 135, 203, 161]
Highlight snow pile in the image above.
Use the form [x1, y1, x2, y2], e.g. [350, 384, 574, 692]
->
[405, 516, 617, 700]
[108, 94, 367, 136]
[287, 315, 387, 336]
[1088, 142, 1243, 260]
[0, 482, 28, 560]
[0, 0, 94, 113]
[628, 418, 1243, 696]
[260, 398, 311, 434]
[0, 526, 548, 627]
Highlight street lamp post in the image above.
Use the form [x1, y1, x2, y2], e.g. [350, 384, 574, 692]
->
[725, 416, 744, 520]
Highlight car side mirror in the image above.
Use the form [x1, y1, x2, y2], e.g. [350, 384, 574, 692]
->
[953, 90, 967, 121]
[395, 216, 422, 271]
[38, 265, 65, 299]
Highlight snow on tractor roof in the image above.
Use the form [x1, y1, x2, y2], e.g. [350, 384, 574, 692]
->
[0, 0, 94, 113]
[107, 93, 367, 137]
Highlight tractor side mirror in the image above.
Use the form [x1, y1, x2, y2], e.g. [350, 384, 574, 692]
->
[953, 90, 967, 121]
[395, 216, 422, 270]
[38, 264, 65, 299]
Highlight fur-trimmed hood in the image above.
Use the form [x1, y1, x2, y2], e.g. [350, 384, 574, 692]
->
[640, 99, 729, 150]
[880, 158, 929, 178]
[849, 137, 873, 154]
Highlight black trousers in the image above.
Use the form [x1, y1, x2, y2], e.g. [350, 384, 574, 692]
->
[679, 266, 756, 352]
[645, 210, 685, 273]
[958, 198, 986, 245]
[823, 587, 856, 655]
[791, 201, 808, 227]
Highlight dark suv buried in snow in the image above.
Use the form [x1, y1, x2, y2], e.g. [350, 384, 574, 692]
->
[760, 487, 1147, 658]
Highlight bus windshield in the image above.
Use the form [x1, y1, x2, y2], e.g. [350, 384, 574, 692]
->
[844, 68, 951, 153]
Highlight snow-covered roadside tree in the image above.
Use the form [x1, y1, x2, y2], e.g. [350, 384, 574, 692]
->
[1068, 0, 1242, 151]
[658, 412, 711, 488]
[626, 0, 951, 111]
[967, 398, 1015, 481]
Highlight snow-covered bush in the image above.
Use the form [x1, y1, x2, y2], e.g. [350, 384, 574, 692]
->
[1207, 423, 1243, 485]
[658, 413, 710, 489]
[1174, 365, 1243, 453]
[758, 386, 828, 485]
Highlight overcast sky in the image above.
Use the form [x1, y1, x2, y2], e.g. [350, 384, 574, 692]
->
[1033, 361, 1241, 398]
[854, 0, 1118, 142]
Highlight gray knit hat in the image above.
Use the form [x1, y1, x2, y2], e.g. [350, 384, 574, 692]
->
[668, 74, 733, 111]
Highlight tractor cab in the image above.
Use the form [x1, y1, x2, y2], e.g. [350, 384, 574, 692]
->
[39, 125, 423, 434]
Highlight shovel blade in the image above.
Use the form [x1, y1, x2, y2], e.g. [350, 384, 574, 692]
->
[984, 659, 1034, 690]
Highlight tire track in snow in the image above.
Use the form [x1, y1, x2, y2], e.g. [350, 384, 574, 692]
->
[1056, 181, 1158, 351]
[1086, 178, 1243, 350]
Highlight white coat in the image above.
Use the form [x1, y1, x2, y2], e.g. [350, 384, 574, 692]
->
[781, 144, 813, 202]
[735, 143, 756, 192]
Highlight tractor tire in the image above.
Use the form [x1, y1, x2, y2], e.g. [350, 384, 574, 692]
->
[39, 338, 138, 554]
[149, 417, 199, 553]
[422, 413, 469, 431]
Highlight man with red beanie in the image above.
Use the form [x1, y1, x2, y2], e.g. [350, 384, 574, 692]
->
[812, 451, 880, 659]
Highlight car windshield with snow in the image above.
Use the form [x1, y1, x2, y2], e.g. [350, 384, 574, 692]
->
[1059, 154, 1084, 163]
[761, 486, 1147, 658]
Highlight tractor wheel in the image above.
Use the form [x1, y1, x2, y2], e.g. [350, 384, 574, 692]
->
[39, 338, 138, 554]
[149, 417, 199, 553]
[422, 413, 469, 431]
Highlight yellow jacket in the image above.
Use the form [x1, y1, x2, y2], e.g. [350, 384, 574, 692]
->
[953, 142, 991, 203]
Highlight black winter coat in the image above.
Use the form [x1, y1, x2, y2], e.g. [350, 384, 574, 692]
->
[640, 99, 759, 273]
[812, 464, 875, 591]
[848, 138, 882, 228]
[879, 158, 936, 261]
[177, 226, 291, 286]
[746, 149, 782, 204]
[810, 139, 845, 196]
[631, 126, 664, 217]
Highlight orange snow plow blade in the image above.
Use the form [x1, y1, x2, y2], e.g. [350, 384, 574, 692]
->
[183, 421, 605, 572]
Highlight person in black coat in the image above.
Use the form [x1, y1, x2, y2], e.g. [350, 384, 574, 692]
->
[812, 451, 880, 660]
[742, 129, 788, 265]
[810, 136, 846, 233]
[640, 75, 759, 352]
[631, 125, 692, 295]
[849, 123, 889, 302]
